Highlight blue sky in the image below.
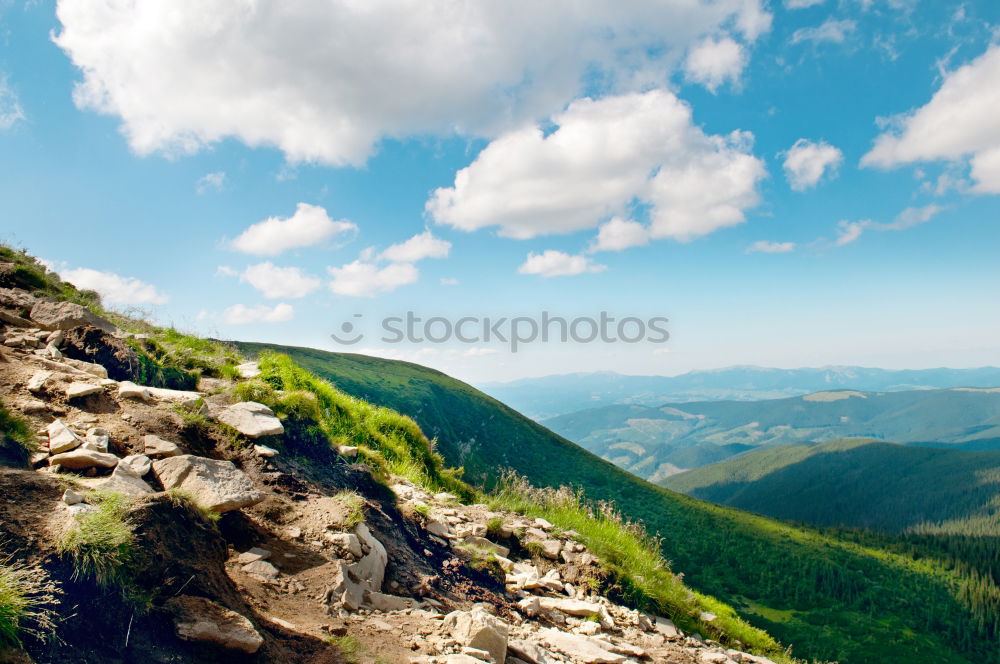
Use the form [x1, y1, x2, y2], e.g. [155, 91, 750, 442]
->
[1, 0, 999, 383]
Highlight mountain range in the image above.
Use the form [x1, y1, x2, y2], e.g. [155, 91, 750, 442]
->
[479, 366, 1000, 420]
[539, 387, 1000, 482]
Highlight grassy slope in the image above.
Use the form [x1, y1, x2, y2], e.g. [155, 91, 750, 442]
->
[664, 438, 1000, 534]
[236, 342, 996, 664]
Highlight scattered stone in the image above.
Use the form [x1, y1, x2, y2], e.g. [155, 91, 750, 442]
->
[218, 401, 284, 438]
[29, 301, 117, 334]
[118, 454, 151, 477]
[62, 358, 109, 379]
[26, 370, 53, 392]
[165, 595, 263, 654]
[118, 381, 153, 401]
[243, 560, 280, 581]
[46, 420, 84, 454]
[426, 519, 451, 538]
[238, 547, 272, 564]
[534, 517, 554, 530]
[102, 465, 154, 496]
[539, 539, 562, 560]
[235, 362, 260, 378]
[82, 427, 109, 452]
[443, 606, 509, 664]
[653, 616, 681, 639]
[22, 400, 48, 415]
[327, 533, 363, 558]
[48, 448, 119, 470]
[62, 489, 83, 505]
[337, 445, 359, 459]
[351, 523, 388, 592]
[143, 434, 182, 458]
[144, 385, 204, 406]
[539, 628, 626, 664]
[462, 535, 509, 558]
[152, 455, 264, 513]
[65, 382, 103, 399]
[253, 443, 279, 457]
[367, 591, 416, 612]
[508, 639, 556, 664]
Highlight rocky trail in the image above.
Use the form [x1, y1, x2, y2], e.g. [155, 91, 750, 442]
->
[0, 284, 778, 664]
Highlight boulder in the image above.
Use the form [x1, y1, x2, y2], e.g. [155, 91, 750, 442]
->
[235, 362, 260, 378]
[366, 591, 416, 612]
[539, 539, 562, 560]
[143, 434, 182, 458]
[83, 427, 109, 452]
[243, 560, 279, 581]
[26, 370, 53, 392]
[118, 381, 153, 401]
[62, 489, 83, 505]
[253, 444, 279, 457]
[47, 420, 83, 454]
[165, 595, 263, 654]
[65, 382, 103, 399]
[29, 301, 117, 334]
[144, 386, 204, 406]
[118, 454, 152, 477]
[327, 533, 363, 558]
[101, 465, 154, 497]
[48, 448, 119, 470]
[508, 639, 557, 664]
[152, 455, 264, 513]
[218, 401, 284, 438]
[238, 547, 271, 564]
[538, 629, 626, 664]
[63, 358, 108, 379]
[350, 523, 387, 591]
[443, 607, 509, 664]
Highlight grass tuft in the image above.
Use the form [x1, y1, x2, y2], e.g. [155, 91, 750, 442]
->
[0, 553, 60, 648]
[334, 490, 365, 530]
[0, 401, 37, 466]
[57, 490, 136, 587]
[165, 488, 221, 523]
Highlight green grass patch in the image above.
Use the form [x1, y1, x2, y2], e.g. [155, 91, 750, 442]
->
[57, 490, 136, 587]
[486, 472, 791, 661]
[325, 635, 363, 662]
[165, 488, 220, 523]
[334, 490, 365, 530]
[0, 554, 59, 649]
[0, 401, 37, 466]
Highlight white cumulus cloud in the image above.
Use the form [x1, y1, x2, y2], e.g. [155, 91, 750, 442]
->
[833, 204, 944, 246]
[683, 37, 747, 92]
[222, 302, 294, 324]
[237, 262, 321, 299]
[231, 203, 357, 256]
[328, 261, 419, 297]
[746, 240, 796, 253]
[862, 44, 1000, 193]
[589, 217, 650, 253]
[785, 0, 825, 8]
[428, 89, 765, 242]
[518, 251, 606, 278]
[380, 231, 451, 263]
[782, 138, 844, 190]
[60, 267, 168, 305]
[53, 0, 769, 165]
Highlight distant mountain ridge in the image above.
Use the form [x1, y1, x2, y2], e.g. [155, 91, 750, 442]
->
[541, 387, 1000, 482]
[663, 438, 1000, 535]
[479, 366, 1000, 420]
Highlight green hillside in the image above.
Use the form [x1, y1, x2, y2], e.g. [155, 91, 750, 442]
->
[237, 342, 1000, 664]
[541, 389, 1000, 481]
[664, 438, 1000, 533]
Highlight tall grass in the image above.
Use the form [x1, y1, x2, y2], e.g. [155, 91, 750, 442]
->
[486, 472, 792, 662]
[0, 554, 59, 648]
[57, 491, 135, 587]
[253, 352, 472, 498]
[0, 401, 37, 465]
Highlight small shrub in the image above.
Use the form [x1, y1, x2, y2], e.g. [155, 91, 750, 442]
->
[413, 502, 431, 519]
[219, 363, 240, 380]
[0, 554, 60, 648]
[233, 379, 277, 405]
[57, 491, 135, 587]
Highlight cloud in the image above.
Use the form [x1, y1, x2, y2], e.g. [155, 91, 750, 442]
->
[833, 204, 944, 246]
[196, 171, 225, 194]
[53, 0, 769, 166]
[791, 19, 856, 44]
[440, 277, 459, 286]
[746, 241, 796, 253]
[517, 250, 606, 278]
[222, 302, 294, 324]
[60, 267, 168, 305]
[231, 203, 357, 255]
[380, 231, 451, 263]
[328, 261, 419, 297]
[785, 0, 825, 8]
[0, 75, 24, 130]
[237, 262, 321, 299]
[782, 138, 844, 190]
[683, 37, 746, 92]
[862, 44, 1000, 193]
[464, 347, 498, 357]
[428, 89, 765, 242]
[589, 217, 650, 253]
